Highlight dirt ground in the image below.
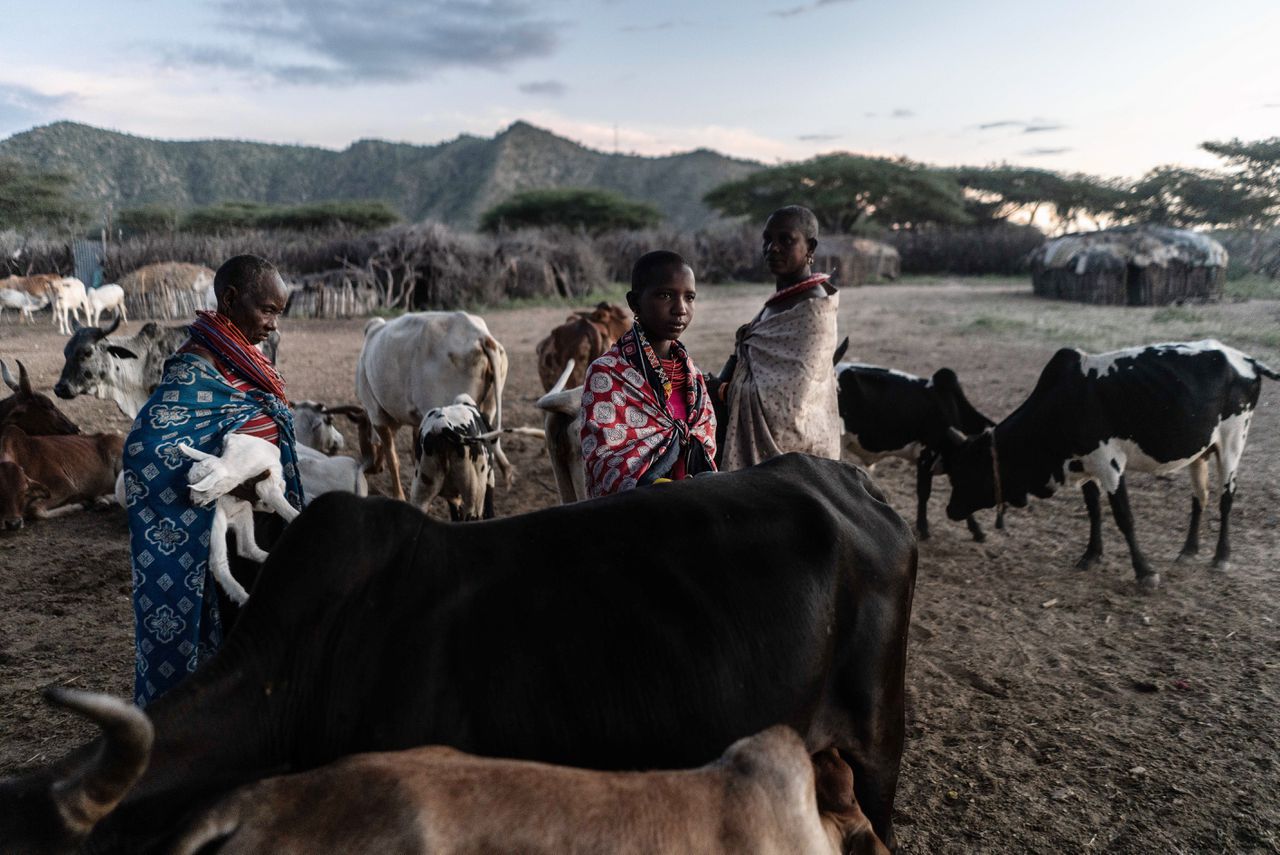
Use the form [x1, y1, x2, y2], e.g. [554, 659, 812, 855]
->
[1, 281, 1278, 853]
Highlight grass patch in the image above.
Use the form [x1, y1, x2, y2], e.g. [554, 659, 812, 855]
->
[896, 274, 1029, 288]
[968, 315, 1029, 333]
[1225, 274, 1280, 301]
[1151, 306, 1201, 323]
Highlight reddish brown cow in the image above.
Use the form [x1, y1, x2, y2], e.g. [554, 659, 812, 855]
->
[0, 360, 80, 436]
[0, 425, 123, 529]
[535, 302, 631, 391]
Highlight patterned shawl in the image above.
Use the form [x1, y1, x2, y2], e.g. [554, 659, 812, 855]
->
[721, 281, 843, 471]
[580, 323, 716, 498]
[123, 352, 302, 707]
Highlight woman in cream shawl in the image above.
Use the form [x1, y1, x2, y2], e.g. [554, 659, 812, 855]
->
[720, 206, 843, 470]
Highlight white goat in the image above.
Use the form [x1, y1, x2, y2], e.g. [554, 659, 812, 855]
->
[178, 434, 300, 605]
[84, 283, 127, 326]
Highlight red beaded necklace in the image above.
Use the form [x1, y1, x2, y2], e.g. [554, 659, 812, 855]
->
[764, 272, 831, 307]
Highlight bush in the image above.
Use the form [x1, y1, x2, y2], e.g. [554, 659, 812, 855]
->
[594, 225, 764, 284]
[178, 200, 401, 234]
[884, 224, 1045, 276]
[480, 188, 661, 234]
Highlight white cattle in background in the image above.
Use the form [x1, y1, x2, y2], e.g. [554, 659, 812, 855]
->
[355, 312, 511, 500]
[0, 288, 47, 323]
[534, 360, 586, 503]
[84, 284, 127, 327]
[49, 277, 87, 335]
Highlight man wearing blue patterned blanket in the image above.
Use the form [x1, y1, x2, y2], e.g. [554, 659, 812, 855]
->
[121, 254, 302, 707]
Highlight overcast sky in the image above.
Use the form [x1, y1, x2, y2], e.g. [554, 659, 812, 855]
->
[4, 0, 1278, 179]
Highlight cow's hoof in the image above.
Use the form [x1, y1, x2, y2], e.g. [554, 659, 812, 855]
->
[1074, 553, 1101, 571]
[1137, 573, 1161, 593]
[916, 528, 930, 541]
[1211, 558, 1231, 573]
[1174, 550, 1197, 564]
[970, 529, 986, 544]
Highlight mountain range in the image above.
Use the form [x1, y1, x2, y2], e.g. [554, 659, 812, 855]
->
[0, 120, 763, 230]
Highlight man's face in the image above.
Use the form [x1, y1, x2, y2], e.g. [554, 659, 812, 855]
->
[630, 266, 696, 344]
[222, 273, 287, 344]
[762, 215, 814, 280]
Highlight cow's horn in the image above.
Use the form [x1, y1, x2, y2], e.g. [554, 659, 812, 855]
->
[0, 359, 17, 392]
[946, 426, 967, 446]
[45, 687, 154, 835]
[16, 360, 33, 396]
[102, 315, 122, 336]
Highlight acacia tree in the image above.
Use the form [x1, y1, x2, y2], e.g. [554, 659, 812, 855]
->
[480, 188, 661, 234]
[949, 166, 1127, 232]
[704, 154, 970, 232]
[1122, 166, 1274, 229]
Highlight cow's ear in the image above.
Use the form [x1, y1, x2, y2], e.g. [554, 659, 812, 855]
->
[25, 479, 51, 502]
[106, 345, 139, 359]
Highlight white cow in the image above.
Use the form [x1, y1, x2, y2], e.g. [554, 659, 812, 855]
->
[296, 444, 368, 504]
[291, 401, 366, 456]
[355, 313, 511, 500]
[177, 435, 300, 605]
[0, 288, 47, 323]
[534, 360, 586, 503]
[49, 277, 88, 335]
[84, 284, 127, 327]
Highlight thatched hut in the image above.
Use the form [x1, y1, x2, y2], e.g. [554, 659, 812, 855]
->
[118, 262, 215, 320]
[851, 238, 900, 282]
[1030, 225, 1227, 305]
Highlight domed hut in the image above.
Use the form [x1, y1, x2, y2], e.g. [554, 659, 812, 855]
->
[1030, 225, 1226, 306]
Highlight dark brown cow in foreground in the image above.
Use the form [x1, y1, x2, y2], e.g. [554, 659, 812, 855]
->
[535, 302, 631, 391]
[0, 425, 123, 528]
[150, 724, 887, 855]
[0, 360, 79, 436]
[0, 454, 916, 853]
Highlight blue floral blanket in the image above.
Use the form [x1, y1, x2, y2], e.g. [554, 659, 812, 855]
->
[122, 353, 302, 707]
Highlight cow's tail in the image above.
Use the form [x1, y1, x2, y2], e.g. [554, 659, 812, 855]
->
[1253, 358, 1280, 381]
[481, 334, 514, 484]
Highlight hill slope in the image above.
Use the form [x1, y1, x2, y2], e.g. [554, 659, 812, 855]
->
[0, 121, 762, 230]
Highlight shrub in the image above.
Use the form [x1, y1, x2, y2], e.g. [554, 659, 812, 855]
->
[480, 188, 661, 234]
[884, 224, 1044, 276]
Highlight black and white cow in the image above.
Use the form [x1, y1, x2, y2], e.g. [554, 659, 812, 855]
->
[939, 340, 1280, 589]
[410, 393, 496, 521]
[836, 362, 995, 541]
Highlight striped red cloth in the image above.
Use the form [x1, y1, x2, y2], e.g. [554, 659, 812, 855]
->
[181, 310, 287, 445]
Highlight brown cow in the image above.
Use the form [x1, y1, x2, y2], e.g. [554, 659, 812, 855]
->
[0, 425, 124, 528]
[0, 360, 80, 435]
[535, 302, 631, 391]
[0, 272, 63, 299]
[162, 725, 887, 855]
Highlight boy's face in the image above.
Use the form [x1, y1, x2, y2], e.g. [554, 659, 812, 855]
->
[763, 214, 814, 280]
[630, 266, 696, 343]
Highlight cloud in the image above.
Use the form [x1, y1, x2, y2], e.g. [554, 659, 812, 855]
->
[169, 0, 561, 85]
[0, 82, 78, 135]
[620, 20, 680, 32]
[890, 108, 914, 119]
[519, 80, 567, 97]
[1023, 123, 1064, 133]
[977, 120, 1023, 130]
[771, 0, 858, 18]
[797, 133, 841, 141]
[1021, 147, 1072, 157]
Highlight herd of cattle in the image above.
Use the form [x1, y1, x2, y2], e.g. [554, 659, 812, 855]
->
[0, 284, 1278, 853]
